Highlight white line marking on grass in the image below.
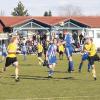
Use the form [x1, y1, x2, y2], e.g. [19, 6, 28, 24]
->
[6, 95, 100, 100]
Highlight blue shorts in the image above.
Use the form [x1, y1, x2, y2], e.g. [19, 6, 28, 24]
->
[88, 56, 95, 65]
[82, 53, 89, 61]
[65, 46, 74, 57]
[48, 56, 57, 65]
[22, 51, 27, 55]
[2, 52, 7, 57]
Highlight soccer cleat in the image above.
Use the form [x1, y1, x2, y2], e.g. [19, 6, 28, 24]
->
[88, 69, 91, 72]
[94, 77, 97, 81]
[15, 77, 20, 82]
[78, 69, 81, 73]
[72, 69, 74, 71]
[68, 70, 72, 73]
[47, 76, 53, 78]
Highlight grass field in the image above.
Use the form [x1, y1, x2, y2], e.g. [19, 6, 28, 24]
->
[0, 54, 100, 100]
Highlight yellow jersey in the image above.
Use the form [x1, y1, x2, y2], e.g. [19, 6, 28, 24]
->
[88, 43, 96, 56]
[7, 43, 17, 58]
[58, 45, 64, 52]
[84, 43, 96, 56]
[37, 44, 43, 53]
[84, 44, 91, 51]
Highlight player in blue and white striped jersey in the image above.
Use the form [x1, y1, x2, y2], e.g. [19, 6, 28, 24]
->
[0, 44, 7, 62]
[21, 44, 27, 61]
[46, 38, 57, 78]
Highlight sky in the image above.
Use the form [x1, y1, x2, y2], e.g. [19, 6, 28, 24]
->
[0, 0, 100, 16]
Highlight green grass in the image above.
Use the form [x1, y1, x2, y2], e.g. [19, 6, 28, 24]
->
[0, 54, 100, 100]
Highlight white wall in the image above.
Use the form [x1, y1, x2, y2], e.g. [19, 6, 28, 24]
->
[85, 28, 100, 49]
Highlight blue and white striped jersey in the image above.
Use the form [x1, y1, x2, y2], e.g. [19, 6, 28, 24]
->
[47, 44, 57, 58]
[2, 44, 7, 53]
[22, 45, 27, 52]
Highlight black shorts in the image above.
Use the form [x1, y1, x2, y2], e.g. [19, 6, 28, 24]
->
[59, 51, 63, 55]
[5, 57, 18, 67]
[44, 50, 47, 55]
[88, 56, 95, 65]
[38, 52, 42, 57]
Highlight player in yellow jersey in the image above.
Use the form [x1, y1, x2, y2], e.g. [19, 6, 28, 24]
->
[58, 40, 64, 60]
[37, 42, 43, 65]
[87, 38, 97, 80]
[2, 36, 20, 82]
[78, 38, 91, 72]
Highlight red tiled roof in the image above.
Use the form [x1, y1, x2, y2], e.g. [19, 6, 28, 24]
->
[0, 16, 100, 28]
[31, 16, 100, 27]
[0, 16, 70, 27]
[32, 16, 69, 25]
[71, 16, 100, 28]
[0, 16, 32, 27]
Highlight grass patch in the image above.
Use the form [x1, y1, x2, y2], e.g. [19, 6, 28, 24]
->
[0, 54, 100, 100]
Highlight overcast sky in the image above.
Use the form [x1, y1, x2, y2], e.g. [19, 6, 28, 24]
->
[0, 0, 100, 16]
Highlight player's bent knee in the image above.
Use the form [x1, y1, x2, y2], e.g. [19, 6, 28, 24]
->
[13, 61, 19, 67]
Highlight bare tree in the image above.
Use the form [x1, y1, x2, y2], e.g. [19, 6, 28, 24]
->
[58, 5, 83, 17]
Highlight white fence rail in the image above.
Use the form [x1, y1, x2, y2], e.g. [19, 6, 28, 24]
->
[0, 33, 8, 40]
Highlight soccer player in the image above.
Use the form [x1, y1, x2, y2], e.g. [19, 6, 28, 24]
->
[0, 44, 7, 62]
[42, 41, 49, 66]
[2, 36, 20, 82]
[87, 38, 97, 80]
[46, 39, 57, 78]
[21, 43, 27, 60]
[62, 30, 74, 73]
[37, 42, 44, 65]
[58, 40, 64, 60]
[78, 38, 91, 72]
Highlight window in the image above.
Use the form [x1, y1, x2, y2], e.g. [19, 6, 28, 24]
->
[97, 33, 100, 38]
[96, 31, 100, 38]
[86, 30, 94, 38]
